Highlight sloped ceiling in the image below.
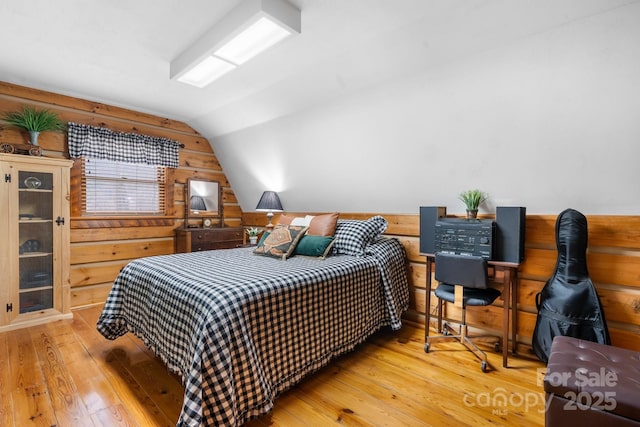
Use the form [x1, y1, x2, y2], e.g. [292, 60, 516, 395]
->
[2, 0, 639, 215]
[0, 0, 630, 140]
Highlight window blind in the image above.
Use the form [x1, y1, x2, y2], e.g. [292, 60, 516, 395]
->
[81, 158, 166, 215]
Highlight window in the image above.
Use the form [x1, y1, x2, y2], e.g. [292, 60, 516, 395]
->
[81, 158, 166, 215]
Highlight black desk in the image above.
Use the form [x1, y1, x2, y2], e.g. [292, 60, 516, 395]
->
[422, 253, 519, 368]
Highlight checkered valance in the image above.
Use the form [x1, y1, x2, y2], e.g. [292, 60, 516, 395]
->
[67, 122, 180, 168]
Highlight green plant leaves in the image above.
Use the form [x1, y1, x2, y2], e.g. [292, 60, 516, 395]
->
[2, 105, 65, 132]
[458, 189, 487, 210]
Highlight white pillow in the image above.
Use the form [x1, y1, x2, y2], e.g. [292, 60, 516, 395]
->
[291, 215, 314, 226]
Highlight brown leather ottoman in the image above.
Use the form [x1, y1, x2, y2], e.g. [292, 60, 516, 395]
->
[544, 336, 640, 426]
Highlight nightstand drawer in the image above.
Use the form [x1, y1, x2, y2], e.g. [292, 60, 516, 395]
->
[193, 240, 240, 251]
[208, 228, 243, 241]
[175, 227, 243, 253]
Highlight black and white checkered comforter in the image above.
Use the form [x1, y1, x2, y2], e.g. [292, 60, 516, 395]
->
[96, 237, 409, 426]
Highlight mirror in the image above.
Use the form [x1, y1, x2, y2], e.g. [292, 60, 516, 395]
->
[186, 179, 221, 227]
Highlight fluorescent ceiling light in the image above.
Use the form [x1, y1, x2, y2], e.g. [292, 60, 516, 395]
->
[215, 16, 293, 65]
[171, 0, 301, 88]
[177, 56, 236, 88]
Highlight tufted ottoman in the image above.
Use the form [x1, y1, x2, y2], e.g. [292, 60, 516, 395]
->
[544, 336, 640, 426]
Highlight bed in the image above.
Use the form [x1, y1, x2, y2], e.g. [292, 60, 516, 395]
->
[96, 221, 409, 426]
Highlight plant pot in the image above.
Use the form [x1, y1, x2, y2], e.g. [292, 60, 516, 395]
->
[249, 236, 258, 245]
[29, 131, 40, 146]
[466, 209, 478, 219]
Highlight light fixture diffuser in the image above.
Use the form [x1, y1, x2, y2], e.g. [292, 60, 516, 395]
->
[171, 0, 301, 87]
[177, 56, 236, 88]
[215, 16, 293, 65]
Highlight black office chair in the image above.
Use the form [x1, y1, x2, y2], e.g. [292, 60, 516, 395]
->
[425, 253, 502, 372]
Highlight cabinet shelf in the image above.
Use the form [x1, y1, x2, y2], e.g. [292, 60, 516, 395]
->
[19, 285, 53, 294]
[19, 251, 53, 259]
[19, 188, 53, 193]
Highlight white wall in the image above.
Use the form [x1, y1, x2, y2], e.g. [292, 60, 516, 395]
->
[212, 3, 640, 215]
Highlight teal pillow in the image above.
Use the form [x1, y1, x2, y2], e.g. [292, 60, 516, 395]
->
[293, 235, 335, 258]
[254, 225, 308, 260]
[257, 231, 270, 246]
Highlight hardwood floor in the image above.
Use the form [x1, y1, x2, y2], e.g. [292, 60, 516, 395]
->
[0, 306, 545, 426]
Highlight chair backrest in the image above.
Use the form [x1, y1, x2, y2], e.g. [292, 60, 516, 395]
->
[435, 253, 488, 289]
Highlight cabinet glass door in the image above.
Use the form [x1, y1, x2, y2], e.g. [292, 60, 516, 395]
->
[18, 170, 54, 313]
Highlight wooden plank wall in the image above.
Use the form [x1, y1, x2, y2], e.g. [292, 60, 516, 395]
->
[243, 212, 640, 353]
[0, 82, 241, 308]
[2, 81, 637, 354]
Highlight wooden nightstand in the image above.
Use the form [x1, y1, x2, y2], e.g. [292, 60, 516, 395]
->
[175, 227, 243, 253]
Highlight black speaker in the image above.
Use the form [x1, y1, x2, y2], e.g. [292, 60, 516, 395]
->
[495, 206, 526, 263]
[419, 206, 446, 254]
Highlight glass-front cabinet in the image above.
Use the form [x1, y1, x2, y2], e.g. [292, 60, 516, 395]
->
[0, 154, 73, 332]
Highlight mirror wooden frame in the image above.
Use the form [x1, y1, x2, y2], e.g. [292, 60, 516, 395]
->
[185, 178, 222, 227]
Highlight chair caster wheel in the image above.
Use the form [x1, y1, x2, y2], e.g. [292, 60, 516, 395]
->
[424, 343, 430, 353]
[481, 361, 488, 372]
[494, 342, 501, 352]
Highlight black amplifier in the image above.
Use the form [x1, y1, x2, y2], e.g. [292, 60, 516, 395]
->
[434, 218, 495, 259]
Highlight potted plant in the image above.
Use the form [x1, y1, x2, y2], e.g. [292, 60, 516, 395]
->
[246, 227, 261, 245]
[2, 105, 65, 146]
[458, 189, 487, 219]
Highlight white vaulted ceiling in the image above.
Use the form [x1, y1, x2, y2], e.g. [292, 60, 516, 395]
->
[0, 0, 630, 140]
[3, 0, 639, 215]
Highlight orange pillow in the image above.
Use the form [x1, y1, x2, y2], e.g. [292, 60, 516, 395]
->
[308, 212, 339, 236]
[277, 214, 295, 226]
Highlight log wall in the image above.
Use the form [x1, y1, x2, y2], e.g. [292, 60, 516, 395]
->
[243, 212, 640, 353]
[0, 82, 241, 308]
[2, 81, 637, 354]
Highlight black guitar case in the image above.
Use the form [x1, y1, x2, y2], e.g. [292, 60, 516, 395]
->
[532, 208, 611, 363]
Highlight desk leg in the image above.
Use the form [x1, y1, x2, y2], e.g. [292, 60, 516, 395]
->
[502, 268, 510, 368]
[424, 257, 433, 347]
[511, 269, 518, 355]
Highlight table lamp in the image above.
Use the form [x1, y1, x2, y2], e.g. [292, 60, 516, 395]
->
[256, 191, 283, 228]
